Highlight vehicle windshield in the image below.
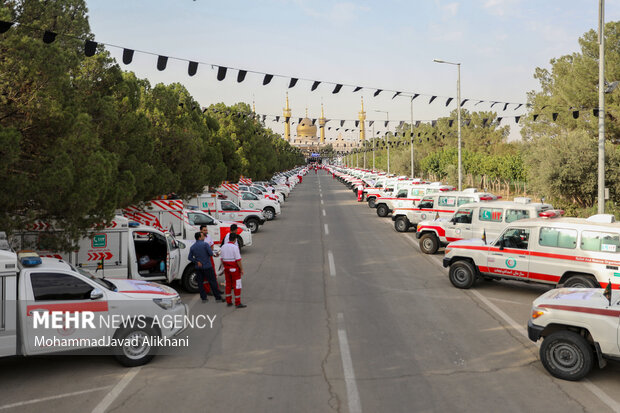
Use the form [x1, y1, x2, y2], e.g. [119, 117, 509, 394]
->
[70, 264, 117, 291]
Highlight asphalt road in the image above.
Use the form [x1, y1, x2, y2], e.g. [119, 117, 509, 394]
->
[1, 170, 620, 413]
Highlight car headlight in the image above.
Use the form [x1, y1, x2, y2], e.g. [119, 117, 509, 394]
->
[153, 296, 181, 310]
[531, 307, 546, 319]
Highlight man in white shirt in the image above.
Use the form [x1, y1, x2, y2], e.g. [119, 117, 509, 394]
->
[220, 232, 246, 308]
[221, 223, 239, 246]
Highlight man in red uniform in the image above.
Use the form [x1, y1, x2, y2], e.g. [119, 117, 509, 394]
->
[220, 232, 246, 308]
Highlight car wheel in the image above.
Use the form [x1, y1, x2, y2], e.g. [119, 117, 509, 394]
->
[246, 218, 259, 233]
[540, 330, 593, 381]
[182, 264, 199, 293]
[564, 275, 599, 288]
[419, 233, 439, 254]
[263, 207, 275, 220]
[367, 197, 376, 208]
[449, 260, 477, 289]
[113, 326, 157, 367]
[376, 204, 389, 217]
[394, 216, 410, 233]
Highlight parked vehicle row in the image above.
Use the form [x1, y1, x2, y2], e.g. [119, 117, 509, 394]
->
[329, 164, 620, 381]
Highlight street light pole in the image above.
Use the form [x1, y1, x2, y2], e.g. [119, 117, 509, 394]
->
[374, 110, 390, 173]
[434, 59, 462, 191]
[598, 0, 606, 214]
[410, 98, 414, 178]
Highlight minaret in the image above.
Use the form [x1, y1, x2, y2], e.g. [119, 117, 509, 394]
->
[358, 97, 366, 142]
[283, 93, 291, 142]
[319, 104, 326, 145]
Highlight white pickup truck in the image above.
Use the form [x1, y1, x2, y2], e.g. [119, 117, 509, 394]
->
[528, 288, 620, 381]
[0, 246, 188, 366]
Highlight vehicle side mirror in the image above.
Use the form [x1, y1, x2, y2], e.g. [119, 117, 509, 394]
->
[90, 288, 104, 300]
[498, 238, 505, 251]
[450, 217, 457, 224]
[177, 241, 186, 249]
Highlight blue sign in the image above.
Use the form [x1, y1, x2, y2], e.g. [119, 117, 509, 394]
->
[310, 153, 320, 157]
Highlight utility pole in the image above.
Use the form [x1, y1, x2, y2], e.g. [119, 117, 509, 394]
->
[598, 0, 606, 214]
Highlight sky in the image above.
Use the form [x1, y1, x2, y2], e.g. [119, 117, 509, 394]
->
[85, 0, 620, 143]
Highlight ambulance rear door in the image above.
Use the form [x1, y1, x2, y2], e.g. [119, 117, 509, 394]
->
[0, 250, 17, 357]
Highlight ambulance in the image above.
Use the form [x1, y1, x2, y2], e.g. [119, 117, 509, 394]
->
[122, 199, 252, 247]
[391, 189, 498, 232]
[11, 216, 183, 286]
[415, 198, 553, 254]
[374, 182, 454, 217]
[0, 243, 187, 366]
[186, 192, 266, 231]
[442, 214, 620, 290]
[239, 184, 281, 204]
[212, 184, 281, 221]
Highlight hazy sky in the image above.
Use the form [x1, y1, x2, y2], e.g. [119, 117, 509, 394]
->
[85, 0, 620, 142]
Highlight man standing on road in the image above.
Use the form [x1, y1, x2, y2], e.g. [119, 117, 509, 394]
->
[222, 223, 239, 246]
[200, 224, 222, 296]
[220, 232, 246, 308]
[188, 232, 225, 303]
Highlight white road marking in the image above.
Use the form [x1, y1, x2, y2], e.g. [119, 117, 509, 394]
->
[324, 224, 329, 235]
[91, 368, 142, 413]
[337, 313, 362, 413]
[328, 250, 336, 277]
[0, 386, 111, 411]
[320, 193, 323, 198]
[321, 200, 324, 205]
[322, 209, 326, 216]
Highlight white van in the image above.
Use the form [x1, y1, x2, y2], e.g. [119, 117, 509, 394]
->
[443, 214, 620, 290]
[415, 198, 553, 253]
[391, 189, 499, 232]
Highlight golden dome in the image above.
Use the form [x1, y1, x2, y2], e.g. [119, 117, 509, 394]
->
[296, 118, 317, 137]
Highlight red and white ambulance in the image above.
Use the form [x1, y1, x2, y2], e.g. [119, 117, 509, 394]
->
[443, 214, 620, 290]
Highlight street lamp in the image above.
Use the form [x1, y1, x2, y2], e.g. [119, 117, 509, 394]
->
[374, 110, 390, 173]
[434, 59, 462, 191]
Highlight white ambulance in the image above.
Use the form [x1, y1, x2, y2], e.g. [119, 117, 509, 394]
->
[213, 184, 281, 221]
[442, 214, 620, 290]
[0, 246, 187, 366]
[415, 198, 553, 254]
[11, 216, 183, 286]
[186, 192, 266, 232]
[391, 189, 498, 232]
[374, 182, 455, 217]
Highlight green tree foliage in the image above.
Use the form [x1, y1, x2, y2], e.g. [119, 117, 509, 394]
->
[0, 1, 302, 247]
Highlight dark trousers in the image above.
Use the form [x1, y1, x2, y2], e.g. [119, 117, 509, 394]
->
[197, 266, 222, 300]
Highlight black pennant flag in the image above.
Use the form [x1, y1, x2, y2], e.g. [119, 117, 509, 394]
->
[429, 96, 437, 104]
[515, 104, 523, 110]
[122, 48, 134, 64]
[84, 40, 97, 57]
[263, 74, 274, 85]
[188, 61, 198, 76]
[217, 66, 227, 81]
[262, 115, 267, 122]
[332, 84, 343, 94]
[157, 55, 168, 71]
[311, 81, 321, 91]
[374, 89, 382, 97]
[552, 113, 558, 121]
[503, 103, 509, 111]
[276, 116, 280, 122]
[42, 31, 57, 44]
[312, 119, 317, 125]
[490, 102, 499, 108]
[340, 120, 345, 127]
[497, 117, 502, 124]
[515, 116, 521, 123]
[482, 118, 488, 126]
[533, 114, 539, 121]
[355, 120, 359, 127]
[448, 120, 454, 127]
[237, 70, 247, 82]
[415, 121, 420, 127]
[369, 121, 374, 126]
[299, 118, 303, 123]
[572, 110, 579, 119]
[461, 99, 469, 106]
[412, 93, 420, 101]
[593, 109, 600, 117]
[392, 92, 401, 99]
[431, 120, 437, 127]
[384, 121, 389, 127]
[446, 97, 453, 106]
[0, 21, 14, 33]
[353, 86, 362, 92]
[289, 78, 298, 88]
